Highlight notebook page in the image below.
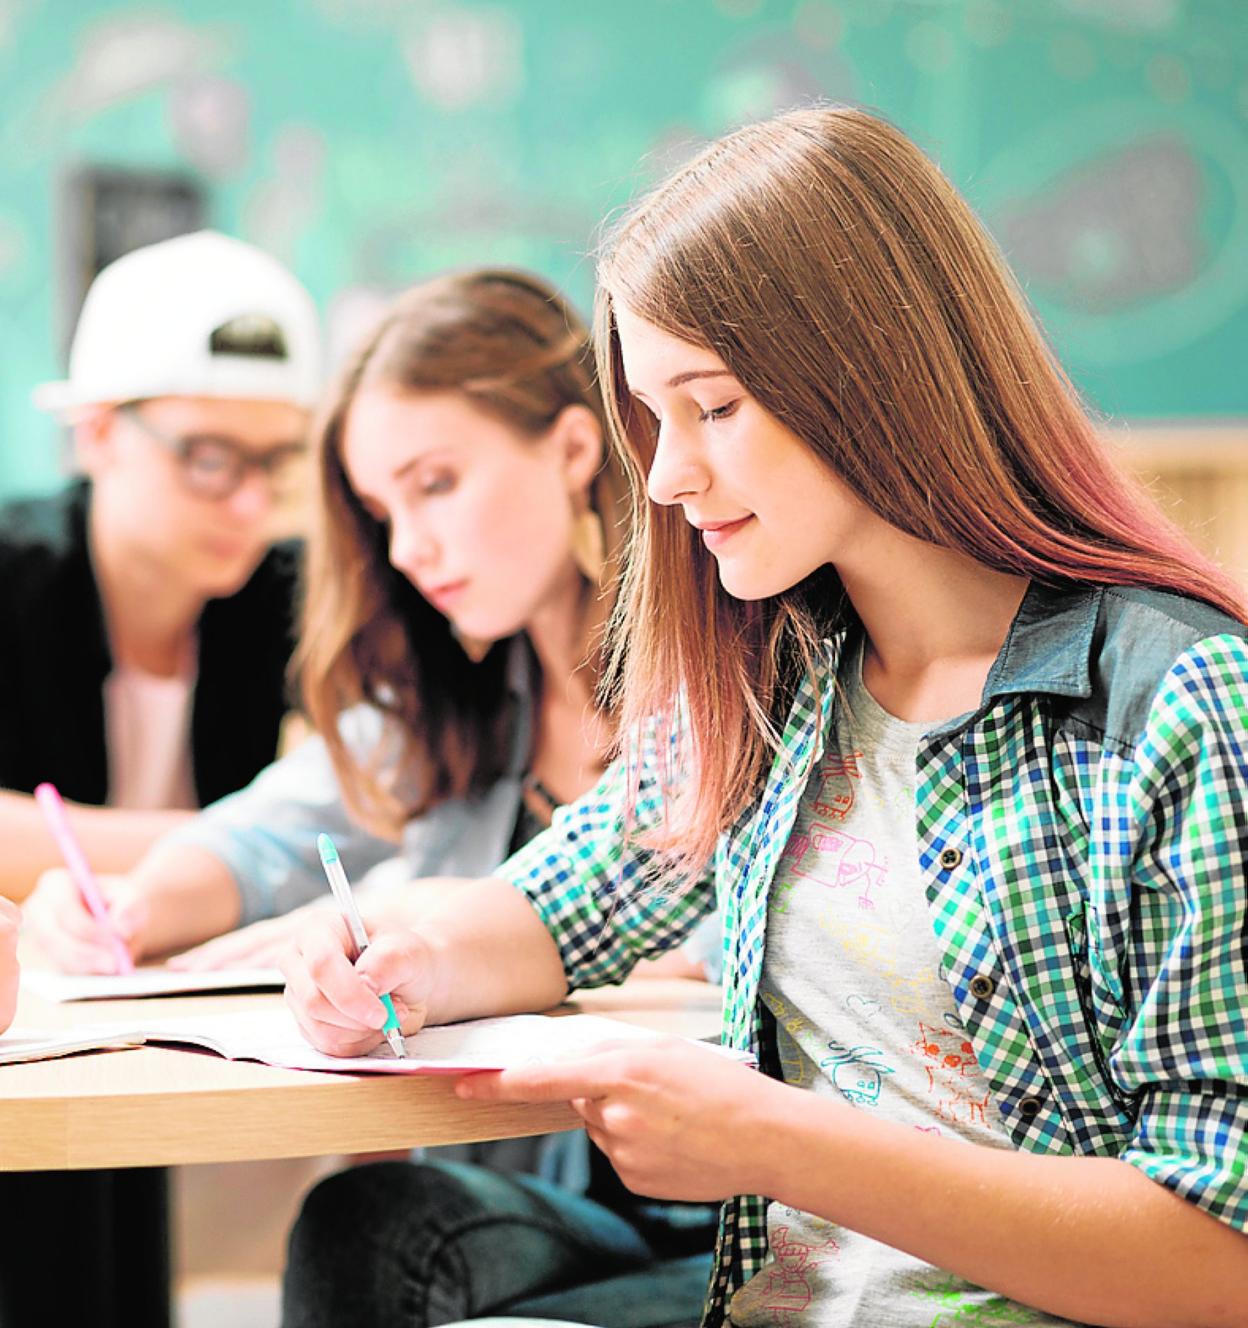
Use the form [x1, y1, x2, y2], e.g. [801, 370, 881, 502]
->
[133, 1006, 749, 1075]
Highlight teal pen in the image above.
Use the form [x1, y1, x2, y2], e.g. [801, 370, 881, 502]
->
[316, 832, 406, 1058]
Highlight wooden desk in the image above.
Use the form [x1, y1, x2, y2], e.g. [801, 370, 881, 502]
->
[0, 977, 722, 1172]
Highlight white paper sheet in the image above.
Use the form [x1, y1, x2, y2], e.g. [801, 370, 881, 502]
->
[23, 967, 285, 1003]
[131, 1006, 749, 1075]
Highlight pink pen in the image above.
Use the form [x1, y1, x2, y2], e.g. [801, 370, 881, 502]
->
[34, 781, 135, 974]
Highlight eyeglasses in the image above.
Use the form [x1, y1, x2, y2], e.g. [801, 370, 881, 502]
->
[120, 403, 308, 501]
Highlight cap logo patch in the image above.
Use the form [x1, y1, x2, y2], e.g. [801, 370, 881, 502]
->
[209, 313, 289, 360]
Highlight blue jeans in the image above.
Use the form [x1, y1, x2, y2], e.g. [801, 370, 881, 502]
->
[281, 1160, 712, 1328]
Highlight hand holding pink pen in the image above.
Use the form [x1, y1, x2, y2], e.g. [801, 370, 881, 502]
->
[33, 782, 135, 975]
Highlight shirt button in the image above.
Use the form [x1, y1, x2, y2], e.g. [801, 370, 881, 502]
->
[1017, 1096, 1043, 1119]
[939, 847, 963, 870]
[969, 975, 996, 1000]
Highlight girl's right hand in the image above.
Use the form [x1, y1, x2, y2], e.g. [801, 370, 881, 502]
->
[22, 869, 149, 973]
[0, 896, 21, 1032]
[281, 914, 437, 1057]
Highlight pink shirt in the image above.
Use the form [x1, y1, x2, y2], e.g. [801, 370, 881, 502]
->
[103, 664, 197, 810]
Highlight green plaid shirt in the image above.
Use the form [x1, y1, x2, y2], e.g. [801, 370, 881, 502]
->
[501, 582, 1248, 1325]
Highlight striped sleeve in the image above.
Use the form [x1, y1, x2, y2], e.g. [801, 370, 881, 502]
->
[496, 716, 715, 990]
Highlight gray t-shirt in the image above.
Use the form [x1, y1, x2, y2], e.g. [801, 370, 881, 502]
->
[729, 646, 1073, 1328]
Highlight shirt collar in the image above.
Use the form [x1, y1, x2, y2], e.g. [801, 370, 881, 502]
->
[982, 580, 1102, 703]
[819, 582, 1102, 700]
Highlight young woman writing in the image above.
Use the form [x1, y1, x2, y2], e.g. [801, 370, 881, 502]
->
[282, 108, 1248, 1328]
[25, 268, 627, 968]
[25, 266, 717, 1325]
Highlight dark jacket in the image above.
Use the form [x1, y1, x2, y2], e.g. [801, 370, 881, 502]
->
[0, 479, 301, 808]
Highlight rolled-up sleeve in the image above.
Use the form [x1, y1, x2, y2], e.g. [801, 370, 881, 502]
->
[497, 720, 715, 990]
[1117, 633, 1248, 1230]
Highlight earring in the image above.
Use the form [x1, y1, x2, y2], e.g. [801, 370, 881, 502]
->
[571, 505, 606, 584]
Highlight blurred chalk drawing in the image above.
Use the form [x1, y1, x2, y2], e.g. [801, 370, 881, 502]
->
[44, 13, 232, 124]
[403, 7, 523, 112]
[0, 0, 1244, 498]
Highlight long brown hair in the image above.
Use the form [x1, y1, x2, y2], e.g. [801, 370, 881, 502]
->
[300, 269, 625, 839]
[596, 105, 1247, 875]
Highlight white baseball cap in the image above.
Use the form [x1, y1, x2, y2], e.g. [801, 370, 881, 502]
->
[33, 230, 322, 414]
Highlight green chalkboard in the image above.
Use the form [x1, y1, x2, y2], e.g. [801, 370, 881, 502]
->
[0, 0, 1243, 498]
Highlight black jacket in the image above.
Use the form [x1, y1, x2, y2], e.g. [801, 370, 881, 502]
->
[0, 480, 301, 808]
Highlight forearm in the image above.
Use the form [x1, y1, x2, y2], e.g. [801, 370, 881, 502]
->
[127, 841, 244, 959]
[756, 1084, 1248, 1328]
[0, 790, 193, 900]
[416, 877, 570, 1024]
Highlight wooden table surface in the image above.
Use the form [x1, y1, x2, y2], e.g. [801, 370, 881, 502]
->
[0, 978, 721, 1171]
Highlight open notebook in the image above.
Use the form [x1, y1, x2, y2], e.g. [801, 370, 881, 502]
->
[1, 1006, 752, 1074]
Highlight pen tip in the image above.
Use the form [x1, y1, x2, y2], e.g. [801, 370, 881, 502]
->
[316, 833, 337, 864]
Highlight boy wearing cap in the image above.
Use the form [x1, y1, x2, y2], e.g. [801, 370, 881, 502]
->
[0, 230, 320, 1328]
[0, 230, 321, 902]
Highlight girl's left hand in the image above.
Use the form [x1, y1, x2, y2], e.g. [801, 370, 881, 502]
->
[456, 1036, 784, 1202]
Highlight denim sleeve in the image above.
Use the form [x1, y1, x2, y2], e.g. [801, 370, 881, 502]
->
[1116, 633, 1248, 1232]
[497, 716, 716, 990]
[161, 707, 403, 926]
